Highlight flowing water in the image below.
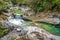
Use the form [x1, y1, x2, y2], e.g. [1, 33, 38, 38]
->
[8, 14, 60, 36]
[8, 14, 32, 28]
[35, 22, 60, 36]
[7, 6, 60, 36]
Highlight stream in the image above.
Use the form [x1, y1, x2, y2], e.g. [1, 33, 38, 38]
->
[1, 6, 60, 40]
[8, 5, 60, 36]
[8, 14, 60, 36]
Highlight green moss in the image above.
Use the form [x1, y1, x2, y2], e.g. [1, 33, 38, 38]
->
[14, 9, 23, 15]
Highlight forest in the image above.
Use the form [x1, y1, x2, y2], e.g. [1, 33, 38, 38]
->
[0, 0, 60, 12]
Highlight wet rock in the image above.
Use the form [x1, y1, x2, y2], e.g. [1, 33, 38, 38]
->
[0, 20, 15, 31]
[46, 18, 60, 24]
[16, 32, 51, 40]
[16, 26, 58, 40]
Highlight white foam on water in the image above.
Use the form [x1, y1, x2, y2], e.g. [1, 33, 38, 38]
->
[9, 19, 23, 25]
[8, 15, 24, 26]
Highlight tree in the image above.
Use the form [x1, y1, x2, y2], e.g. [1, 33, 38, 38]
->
[29, 0, 60, 14]
[0, 0, 9, 11]
[29, 0, 47, 15]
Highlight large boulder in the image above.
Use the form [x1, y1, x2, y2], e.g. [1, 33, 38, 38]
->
[16, 32, 54, 40]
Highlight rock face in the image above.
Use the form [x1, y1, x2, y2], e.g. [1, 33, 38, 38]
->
[16, 26, 59, 40]
[22, 10, 60, 24]
[16, 32, 50, 40]
[23, 32, 51, 40]
[38, 18, 60, 24]
[0, 19, 19, 31]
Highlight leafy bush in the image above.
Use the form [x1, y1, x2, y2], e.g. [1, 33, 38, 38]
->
[29, 0, 60, 13]
[0, 0, 8, 11]
[0, 23, 9, 38]
[11, 0, 27, 5]
[0, 0, 60, 13]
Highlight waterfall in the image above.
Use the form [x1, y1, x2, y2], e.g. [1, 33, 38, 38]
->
[8, 15, 24, 26]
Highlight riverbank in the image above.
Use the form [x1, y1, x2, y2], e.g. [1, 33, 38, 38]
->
[0, 5, 60, 40]
[16, 26, 60, 40]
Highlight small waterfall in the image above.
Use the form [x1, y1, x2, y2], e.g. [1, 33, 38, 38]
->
[8, 15, 24, 26]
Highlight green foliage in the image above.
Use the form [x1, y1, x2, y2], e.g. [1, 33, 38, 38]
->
[29, 0, 48, 13]
[51, 0, 60, 11]
[11, 0, 26, 5]
[29, 0, 60, 12]
[0, 23, 9, 38]
[14, 9, 23, 15]
[0, 0, 60, 12]
[0, 0, 11, 11]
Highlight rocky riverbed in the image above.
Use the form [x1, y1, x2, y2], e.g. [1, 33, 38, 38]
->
[16, 26, 60, 40]
[0, 15, 60, 40]
[0, 5, 60, 40]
